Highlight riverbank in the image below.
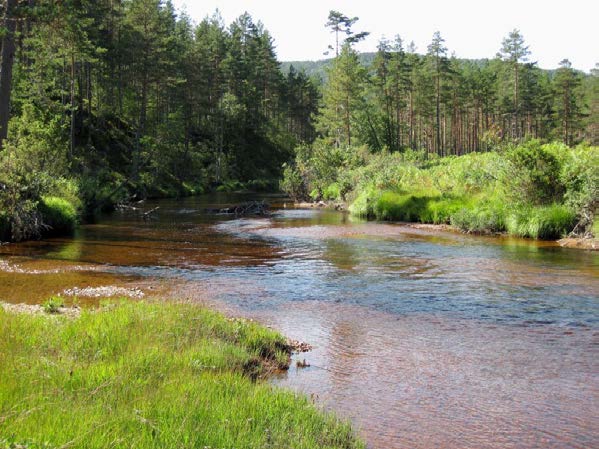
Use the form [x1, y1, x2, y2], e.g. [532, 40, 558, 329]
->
[292, 201, 599, 250]
[558, 237, 599, 250]
[283, 141, 598, 242]
[0, 181, 281, 243]
[0, 300, 363, 449]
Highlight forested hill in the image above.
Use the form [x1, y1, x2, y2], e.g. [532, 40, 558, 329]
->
[0, 3, 597, 243]
[281, 53, 564, 81]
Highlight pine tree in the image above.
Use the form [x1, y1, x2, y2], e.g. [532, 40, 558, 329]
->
[0, 0, 18, 148]
[427, 31, 450, 155]
[553, 59, 583, 146]
[316, 43, 367, 147]
[498, 29, 531, 138]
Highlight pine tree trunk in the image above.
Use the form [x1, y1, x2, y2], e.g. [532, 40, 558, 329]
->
[0, 0, 18, 149]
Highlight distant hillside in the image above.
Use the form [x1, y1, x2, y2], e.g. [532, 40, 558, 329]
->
[280, 52, 497, 81]
[280, 53, 376, 80]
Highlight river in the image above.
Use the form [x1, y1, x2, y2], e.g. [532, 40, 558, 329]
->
[1, 193, 598, 449]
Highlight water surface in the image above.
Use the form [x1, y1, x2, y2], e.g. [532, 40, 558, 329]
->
[1, 194, 598, 449]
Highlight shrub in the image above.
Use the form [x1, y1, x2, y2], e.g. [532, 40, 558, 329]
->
[348, 185, 378, 217]
[322, 183, 341, 201]
[424, 196, 472, 224]
[503, 140, 564, 204]
[373, 192, 431, 221]
[280, 164, 307, 200]
[38, 197, 77, 235]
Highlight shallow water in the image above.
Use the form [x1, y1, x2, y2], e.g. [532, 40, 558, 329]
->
[1, 193, 598, 448]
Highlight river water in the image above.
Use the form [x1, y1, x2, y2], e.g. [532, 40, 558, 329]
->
[1, 193, 598, 448]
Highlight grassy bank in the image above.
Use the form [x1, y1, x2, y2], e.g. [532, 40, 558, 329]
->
[284, 141, 598, 240]
[0, 300, 363, 449]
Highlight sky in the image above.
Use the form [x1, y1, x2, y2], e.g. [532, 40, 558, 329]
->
[172, 0, 598, 72]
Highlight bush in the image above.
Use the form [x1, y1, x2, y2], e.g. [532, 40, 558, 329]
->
[348, 185, 377, 217]
[373, 192, 430, 221]
[322, 183, 341, 201]
[38, 197, 77, 235]
[280, 164, 307, 200]
[423, 196, 472, 224]
[503, 140, 564, 204]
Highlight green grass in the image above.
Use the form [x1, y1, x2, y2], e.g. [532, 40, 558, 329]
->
[505, 204, 576, 239]
[450, 200, 507, 234]
[350, 188, 473, 225]
[0, 300, 363, 449]
[338, 143, 594, 239]
[38, 196, 78, 235]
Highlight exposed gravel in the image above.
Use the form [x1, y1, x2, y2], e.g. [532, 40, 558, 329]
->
[1, 302, 81, 318]
[62, 286, 145, 299]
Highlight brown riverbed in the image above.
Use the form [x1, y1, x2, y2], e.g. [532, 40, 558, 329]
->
[1, 193, 598, 449]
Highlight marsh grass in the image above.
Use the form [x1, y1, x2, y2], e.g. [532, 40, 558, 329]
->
[0, 300, 363, 449]
[505, 204, 577, 239]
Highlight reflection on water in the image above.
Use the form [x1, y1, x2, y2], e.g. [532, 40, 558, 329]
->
[1, 193, 598, 448]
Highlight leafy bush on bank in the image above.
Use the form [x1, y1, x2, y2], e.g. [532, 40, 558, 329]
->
[283, 140, 597, 240]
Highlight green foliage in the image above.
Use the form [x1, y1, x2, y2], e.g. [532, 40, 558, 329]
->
[0, 4, 320, 241]
[38, 197, 77, 235]
[302, 141, 591, 239]
[450, 201, 507, 234]
[315, 44, 368, 147]
[0, 106, 69, 241]
[280, 163, 307, 200]
[0, 301, 363, 449]
[503, 140, 564, 204]
[423, 196, 474, 224]
[42, 296, 65, 314]
[505, 204, 576, 239]
[323, 183, 342, 200]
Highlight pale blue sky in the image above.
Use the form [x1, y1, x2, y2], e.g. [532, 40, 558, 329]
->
[172, 0, 598, 72]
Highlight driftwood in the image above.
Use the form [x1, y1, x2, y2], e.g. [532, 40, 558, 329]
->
[142, 206, 160, 221]
[205, 201, 270, 216]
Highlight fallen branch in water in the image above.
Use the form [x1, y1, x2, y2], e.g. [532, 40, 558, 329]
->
[205, 201, 271, 216]
[142, 206, 160, 221]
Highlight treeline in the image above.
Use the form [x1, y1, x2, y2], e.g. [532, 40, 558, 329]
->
[0, 0, 319, 241]
[312, 23, 598, 155]
[282, 11, 598, 240]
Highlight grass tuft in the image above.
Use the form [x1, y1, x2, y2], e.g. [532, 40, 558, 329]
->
[42, 296, 65, 314]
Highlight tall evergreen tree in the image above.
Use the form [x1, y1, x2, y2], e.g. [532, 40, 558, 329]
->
[498, 29, 531, 138]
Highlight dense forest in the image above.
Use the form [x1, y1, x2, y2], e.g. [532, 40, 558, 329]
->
[0, 0, 319, 241]
[0, 3, 597, 242]
[281, 12, 598, 240]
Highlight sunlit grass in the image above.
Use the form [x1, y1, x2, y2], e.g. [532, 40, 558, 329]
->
[0, 300, 363, 449]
